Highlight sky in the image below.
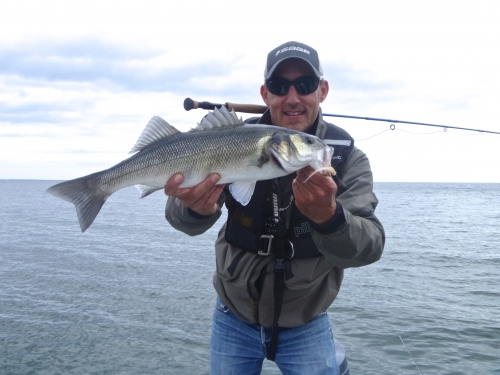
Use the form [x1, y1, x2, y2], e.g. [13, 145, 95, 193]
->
[1, 0, 499, 182]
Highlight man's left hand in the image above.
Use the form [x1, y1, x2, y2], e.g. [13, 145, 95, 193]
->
[292, 166, 338, 225]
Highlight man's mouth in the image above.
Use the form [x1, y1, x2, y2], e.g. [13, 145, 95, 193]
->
[284, 111, 305, 116]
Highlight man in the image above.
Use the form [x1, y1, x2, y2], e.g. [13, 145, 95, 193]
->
[165, 41, 385, 375]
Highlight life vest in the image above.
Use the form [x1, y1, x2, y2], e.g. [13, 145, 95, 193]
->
[224, 120, 354, 258]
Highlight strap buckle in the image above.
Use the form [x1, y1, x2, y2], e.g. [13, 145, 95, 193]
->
[273, 258, 285, 274]
[258, 234, 274, 256]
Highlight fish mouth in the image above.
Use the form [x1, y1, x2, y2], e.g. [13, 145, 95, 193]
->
[309, 146, 334, 170]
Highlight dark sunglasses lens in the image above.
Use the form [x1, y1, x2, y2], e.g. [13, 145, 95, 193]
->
[267, 80, 291, 95]
[266, 77, 319, 96]
[295, 77, 320, 95]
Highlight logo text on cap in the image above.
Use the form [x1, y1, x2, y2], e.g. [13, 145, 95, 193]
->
[275, 46, 310, 56]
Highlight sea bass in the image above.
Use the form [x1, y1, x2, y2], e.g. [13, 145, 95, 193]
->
[47, 106, 334, 232]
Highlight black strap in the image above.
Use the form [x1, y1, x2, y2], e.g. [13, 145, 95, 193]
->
[267, 240, 286, 361]
[267, 262, 285, 360]
[266, 182, 290, 361]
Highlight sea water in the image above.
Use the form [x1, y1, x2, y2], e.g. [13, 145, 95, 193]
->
[0, 180, 499, 374]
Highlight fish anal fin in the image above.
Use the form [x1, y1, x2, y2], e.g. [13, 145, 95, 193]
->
[135, 184, 162, 198]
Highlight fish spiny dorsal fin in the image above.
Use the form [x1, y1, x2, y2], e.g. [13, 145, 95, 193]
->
[129, 116, 181, 154]
[191, 106, 244, 131]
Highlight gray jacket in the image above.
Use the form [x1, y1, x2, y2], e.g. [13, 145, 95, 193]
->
[165, 111, 385, 327]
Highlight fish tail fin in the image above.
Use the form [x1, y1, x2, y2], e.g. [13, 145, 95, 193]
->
[46, 174, 109, 232]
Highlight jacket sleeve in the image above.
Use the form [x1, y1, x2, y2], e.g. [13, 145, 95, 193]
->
[311, 146, 385, 268]
[165, 192, 226, 236]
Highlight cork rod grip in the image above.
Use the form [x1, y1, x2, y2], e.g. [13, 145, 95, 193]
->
[225, 102, 267, 114]
[184, 97, 268, 114]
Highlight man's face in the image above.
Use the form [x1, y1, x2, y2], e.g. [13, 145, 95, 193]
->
[260, 59, 329, 132]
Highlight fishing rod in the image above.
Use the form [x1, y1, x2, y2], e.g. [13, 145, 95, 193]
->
[400, 336, 424, 375]
[184, 97, 500, 135]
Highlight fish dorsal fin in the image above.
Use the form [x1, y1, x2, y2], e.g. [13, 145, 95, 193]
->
[191, 106, 244, 131]
[129, 116, 181, 154]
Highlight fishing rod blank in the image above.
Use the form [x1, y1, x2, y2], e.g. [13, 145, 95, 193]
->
[321, 113, 500, 135]
[183, 97, 500, 135]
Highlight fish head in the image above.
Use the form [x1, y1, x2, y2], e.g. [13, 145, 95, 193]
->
[269, 132, 333, 173]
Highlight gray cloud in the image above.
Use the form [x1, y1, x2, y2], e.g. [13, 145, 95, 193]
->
[0, 40, 235, 93]
[1, 40, 399, 93]
[0, 99, 94, 123]
[0, 40, 265, 126]
[0, 40, 402, 126]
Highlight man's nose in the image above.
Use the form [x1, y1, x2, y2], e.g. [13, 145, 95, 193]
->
[285, 85, 300, 104]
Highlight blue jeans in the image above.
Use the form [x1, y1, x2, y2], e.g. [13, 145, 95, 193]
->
[210, 297, 339, 375]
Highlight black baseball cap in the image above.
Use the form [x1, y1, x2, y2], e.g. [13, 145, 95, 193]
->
[264, 41, 323, 80]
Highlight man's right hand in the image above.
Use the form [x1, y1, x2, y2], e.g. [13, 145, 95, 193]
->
[164, 173, 224, 216]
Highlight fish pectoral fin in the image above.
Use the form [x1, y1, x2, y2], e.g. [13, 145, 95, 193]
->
[229, 181, 257, 206]
[135, 184, 162, 198]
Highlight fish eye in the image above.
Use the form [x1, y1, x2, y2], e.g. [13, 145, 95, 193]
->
[306, 137, 314, 144]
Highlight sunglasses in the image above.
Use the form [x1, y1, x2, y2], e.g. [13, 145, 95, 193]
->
[265, 76, 320, 96]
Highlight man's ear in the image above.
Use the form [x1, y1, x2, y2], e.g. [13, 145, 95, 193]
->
[260, 84, 269, 105]
[319, 80, 329, 103]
